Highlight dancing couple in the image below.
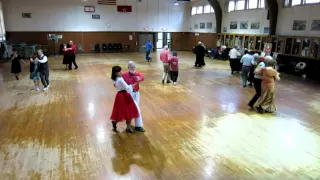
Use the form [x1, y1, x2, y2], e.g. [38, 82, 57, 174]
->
[30, 49, 50, 91]
[248, 55, 280, 113]
[110, 61, 145, 133]
[160, 46, 179, 85]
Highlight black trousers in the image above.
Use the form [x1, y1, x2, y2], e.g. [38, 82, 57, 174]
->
[170, 71, 179, 82]
[248, 66, 255, 84]
[248, 78, 262, 107]
[69, 54, 78, 70]
[230, 58, 241, 72]
[40, 70, 49, 88]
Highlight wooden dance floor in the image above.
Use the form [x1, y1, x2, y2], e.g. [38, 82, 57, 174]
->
[0, 52, 320, 180]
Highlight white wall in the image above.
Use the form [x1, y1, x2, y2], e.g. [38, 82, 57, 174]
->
[3, 0, 190, 32]
[222, 9, 269, 34]
[220, 0, 269, 34]
[276, 4, 320, 36]
[189, 0, 216, 33]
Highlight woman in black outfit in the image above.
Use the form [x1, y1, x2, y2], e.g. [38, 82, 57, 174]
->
[11, 49, 25, 80]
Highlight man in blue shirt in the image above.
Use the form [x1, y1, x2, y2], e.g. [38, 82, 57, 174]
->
[143, 40, 153, 62]
[240, 51, 255, 87]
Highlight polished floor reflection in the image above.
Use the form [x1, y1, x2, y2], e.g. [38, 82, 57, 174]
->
[0, 52, 320, 180]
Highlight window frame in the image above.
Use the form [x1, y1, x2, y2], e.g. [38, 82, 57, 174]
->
[196, 6, 203, 14]
[228, 0, 266, 12]
[191, 6, 197, 15]
[283, 0, 320, 7]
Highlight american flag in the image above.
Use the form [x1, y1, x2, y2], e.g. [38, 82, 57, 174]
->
[98, 0, 117, 5]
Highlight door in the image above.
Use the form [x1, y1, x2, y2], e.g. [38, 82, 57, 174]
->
[138, 33, 154, 53]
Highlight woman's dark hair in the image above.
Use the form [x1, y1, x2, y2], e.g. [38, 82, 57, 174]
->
[111, 66, 121, 81]
[12, 48, 17, 52]
[172, 51, 178, 56]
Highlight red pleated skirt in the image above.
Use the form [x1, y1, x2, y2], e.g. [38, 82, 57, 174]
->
[110, 91, 139, 121]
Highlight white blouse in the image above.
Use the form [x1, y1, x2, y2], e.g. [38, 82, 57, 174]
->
[114, 77, 133, 92]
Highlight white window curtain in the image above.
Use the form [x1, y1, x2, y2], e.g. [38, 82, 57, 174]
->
[0, 0, 6, 38]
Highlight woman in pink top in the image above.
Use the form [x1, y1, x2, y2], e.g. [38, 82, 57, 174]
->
[254, 58, 280, 113]
[169, 52, 179, 85]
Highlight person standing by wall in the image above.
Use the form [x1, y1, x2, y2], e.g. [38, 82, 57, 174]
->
[64, 41, 78, 70]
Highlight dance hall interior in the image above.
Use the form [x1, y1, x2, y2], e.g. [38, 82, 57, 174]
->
[1, 0, 320, 179]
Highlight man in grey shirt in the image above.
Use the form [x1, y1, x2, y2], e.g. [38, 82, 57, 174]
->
[240, 51, 255, 87]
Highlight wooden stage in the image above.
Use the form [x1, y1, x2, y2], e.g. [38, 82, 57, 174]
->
[0, 52, 320, 180]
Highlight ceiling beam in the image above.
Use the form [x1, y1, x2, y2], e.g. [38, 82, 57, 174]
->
[208, 0, 222, 33]
[266, 0, 278, 35]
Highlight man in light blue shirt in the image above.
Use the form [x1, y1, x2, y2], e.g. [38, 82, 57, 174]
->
[143, 40, 153, 62]
[240, 51, 255, 87]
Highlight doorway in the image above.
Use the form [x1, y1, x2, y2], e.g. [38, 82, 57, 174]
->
[138, 33, 154, 53]
[156, 32, 172, 51]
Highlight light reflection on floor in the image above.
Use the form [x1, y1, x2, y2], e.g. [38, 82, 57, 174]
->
[198, 113, 320, 173]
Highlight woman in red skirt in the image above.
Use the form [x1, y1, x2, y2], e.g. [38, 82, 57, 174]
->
[110, 66, 139, 133]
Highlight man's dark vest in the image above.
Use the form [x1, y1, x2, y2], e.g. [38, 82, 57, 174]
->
[38, 55, 48, 72]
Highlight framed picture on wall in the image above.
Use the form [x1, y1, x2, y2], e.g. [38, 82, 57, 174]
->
[251, 22, 260, 29]
[92, 14, 100, 19]
[223, 27, 227, 32]
[207, 22, 212, 29]
[200, 23, 205, 29]
[264, 27, 270, 34]
[22, 13, 32, 18]
[311, 20, 320, 31]
[292, 20, 307, 31]
[230, 21, 237, 29]
[194, 24, 199, 29]
[240, 21, 248, 29]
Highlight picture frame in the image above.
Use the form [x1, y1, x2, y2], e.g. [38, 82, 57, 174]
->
[207, 22, 212, 29]
[240, 21, 248, 29]
[230, 21, 237, 29]
[250, 22, 260, 29]
[311, 20, 320, 31]
[292, 20, 307, 31]
[92, 14, 100, 19]
[200, 23, 205, 29]
[22, 13, 32, 18]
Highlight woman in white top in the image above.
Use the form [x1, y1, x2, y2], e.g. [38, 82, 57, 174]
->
[110, 66, 139, 133]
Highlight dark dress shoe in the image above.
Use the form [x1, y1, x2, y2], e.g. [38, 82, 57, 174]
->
[135, 127, 145, 132]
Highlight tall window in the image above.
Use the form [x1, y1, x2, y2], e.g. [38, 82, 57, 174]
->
[204, 5, 215, 13]
[237, 0, 246, 10]
[229, 1, 235, 12]
[284, 0, 290, 6]
[0, 1, 5, 37]
[292, 0, 302, 6]
[259, 0, 265, 8]
[248, 0, 258, 9]
[204, 5, 211, 13]
[191, 7, 197, 15]
[197, 6, 203, 14]
[305, 0, 320, 4]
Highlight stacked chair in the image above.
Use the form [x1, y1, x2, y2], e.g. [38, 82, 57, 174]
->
[102, 43, 107, 52]
[24, 44, 42, 58]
